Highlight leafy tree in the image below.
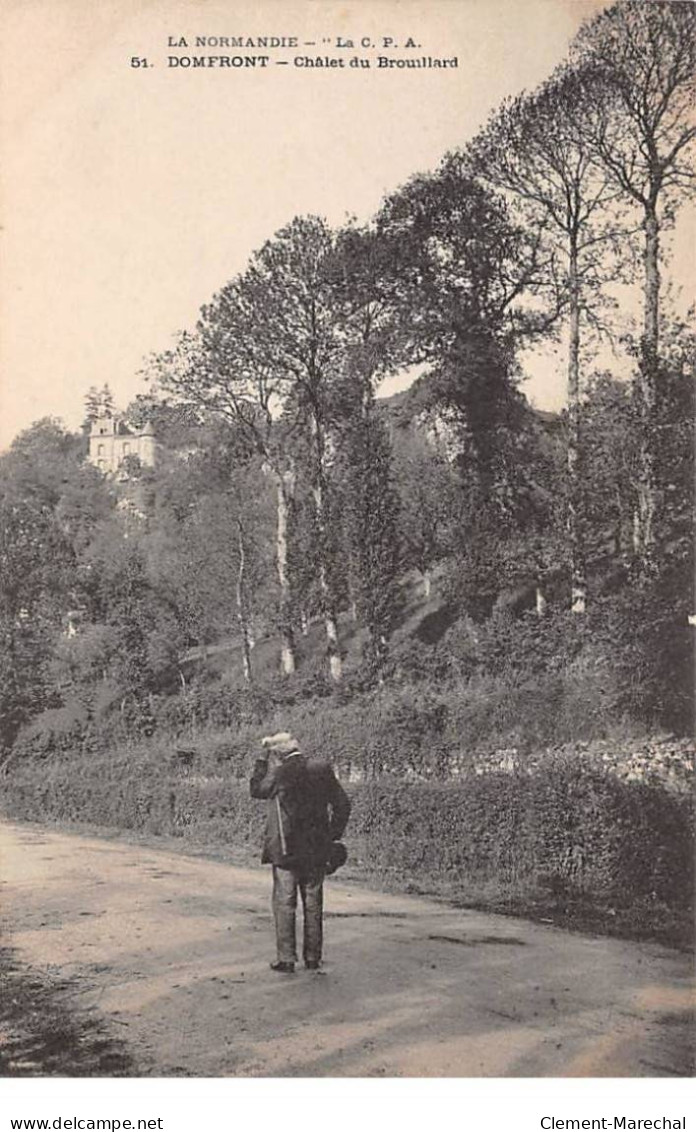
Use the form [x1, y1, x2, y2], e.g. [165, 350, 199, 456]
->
[100, 384, 115, 417]
[145, 432, 276, 684]
[376, 157, 544, 364]
[580, 373, 637, 563]
[0, 420, 116, 745]
[212, 215, 359, 683]
[443, 409, 567, 622]
[375, 159, 546, 585]
[153, 216, 405, 682]
[328, 221, 412, 664]
[391, 426, 459, 599]
[79, 520, 184, 703]
[83, 386, 102, 427]
[650, 318, 694, 548]
[83, 384, 115, 429]
[0, 495, 74, 747]
[1, 419, 85, 506]
[123, 394, 203, 449]
[147, 322, 301, 676]
[337, 390, 401, 674]
[285, 475, 322, 637]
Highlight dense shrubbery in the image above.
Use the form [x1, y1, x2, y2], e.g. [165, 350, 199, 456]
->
[3, 624, 694, 950]
[2, 734, 692, 945]
[350, 763, 693, 911]
[5, 595, 691, 950]
[9, 630, 694, 787]
[9, 701, 91, 762]
[151, 679, 277, 735]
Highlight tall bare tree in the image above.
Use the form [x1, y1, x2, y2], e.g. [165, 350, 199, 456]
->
[471, 68, 627, 612]
[571, 0, 695, 566]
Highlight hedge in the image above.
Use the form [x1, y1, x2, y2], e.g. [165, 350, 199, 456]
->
[1, 741, 692, 944]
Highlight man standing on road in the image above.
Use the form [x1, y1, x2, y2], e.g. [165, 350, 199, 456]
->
[250, 731, 351, 974]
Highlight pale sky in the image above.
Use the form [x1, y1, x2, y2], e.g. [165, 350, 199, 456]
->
[2, 0, 689, 450]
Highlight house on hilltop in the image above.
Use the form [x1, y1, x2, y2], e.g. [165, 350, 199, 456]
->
[88, 412, 157, 475]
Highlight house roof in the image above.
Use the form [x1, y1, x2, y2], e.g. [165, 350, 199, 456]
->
[91, 414, 155, 437]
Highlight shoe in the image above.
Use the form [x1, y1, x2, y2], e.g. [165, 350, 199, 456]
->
[270, 961, 295, 973]
[305, 960, 321, 970]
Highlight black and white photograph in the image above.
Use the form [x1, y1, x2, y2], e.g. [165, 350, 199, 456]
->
[0, 0, 694, 1120]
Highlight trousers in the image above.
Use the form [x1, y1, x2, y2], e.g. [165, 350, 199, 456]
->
[272, 864, 324, 964]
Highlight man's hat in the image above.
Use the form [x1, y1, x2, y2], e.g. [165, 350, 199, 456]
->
[261, 731, 300, 756]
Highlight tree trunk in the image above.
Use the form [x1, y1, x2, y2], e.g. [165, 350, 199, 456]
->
[613, 487, 625, 558]
[274, 468, 297, 675]
[236, 517, 253, 685]
[422, 570, 432, 600]
[567, 239, 586, 615]
[313, 478, 342, 682]
[632, 506, 641, 554]
[634, 203, 660, 569]
[535, 586, 547, 618]
[643, 206, 660, 364]
[310, 415, 342, 682]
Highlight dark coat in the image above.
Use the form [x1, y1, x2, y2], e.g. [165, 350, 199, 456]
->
[250, 753, 351, 871]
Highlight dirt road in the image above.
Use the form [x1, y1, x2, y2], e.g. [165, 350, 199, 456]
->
[0, 820, 693, 1077]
